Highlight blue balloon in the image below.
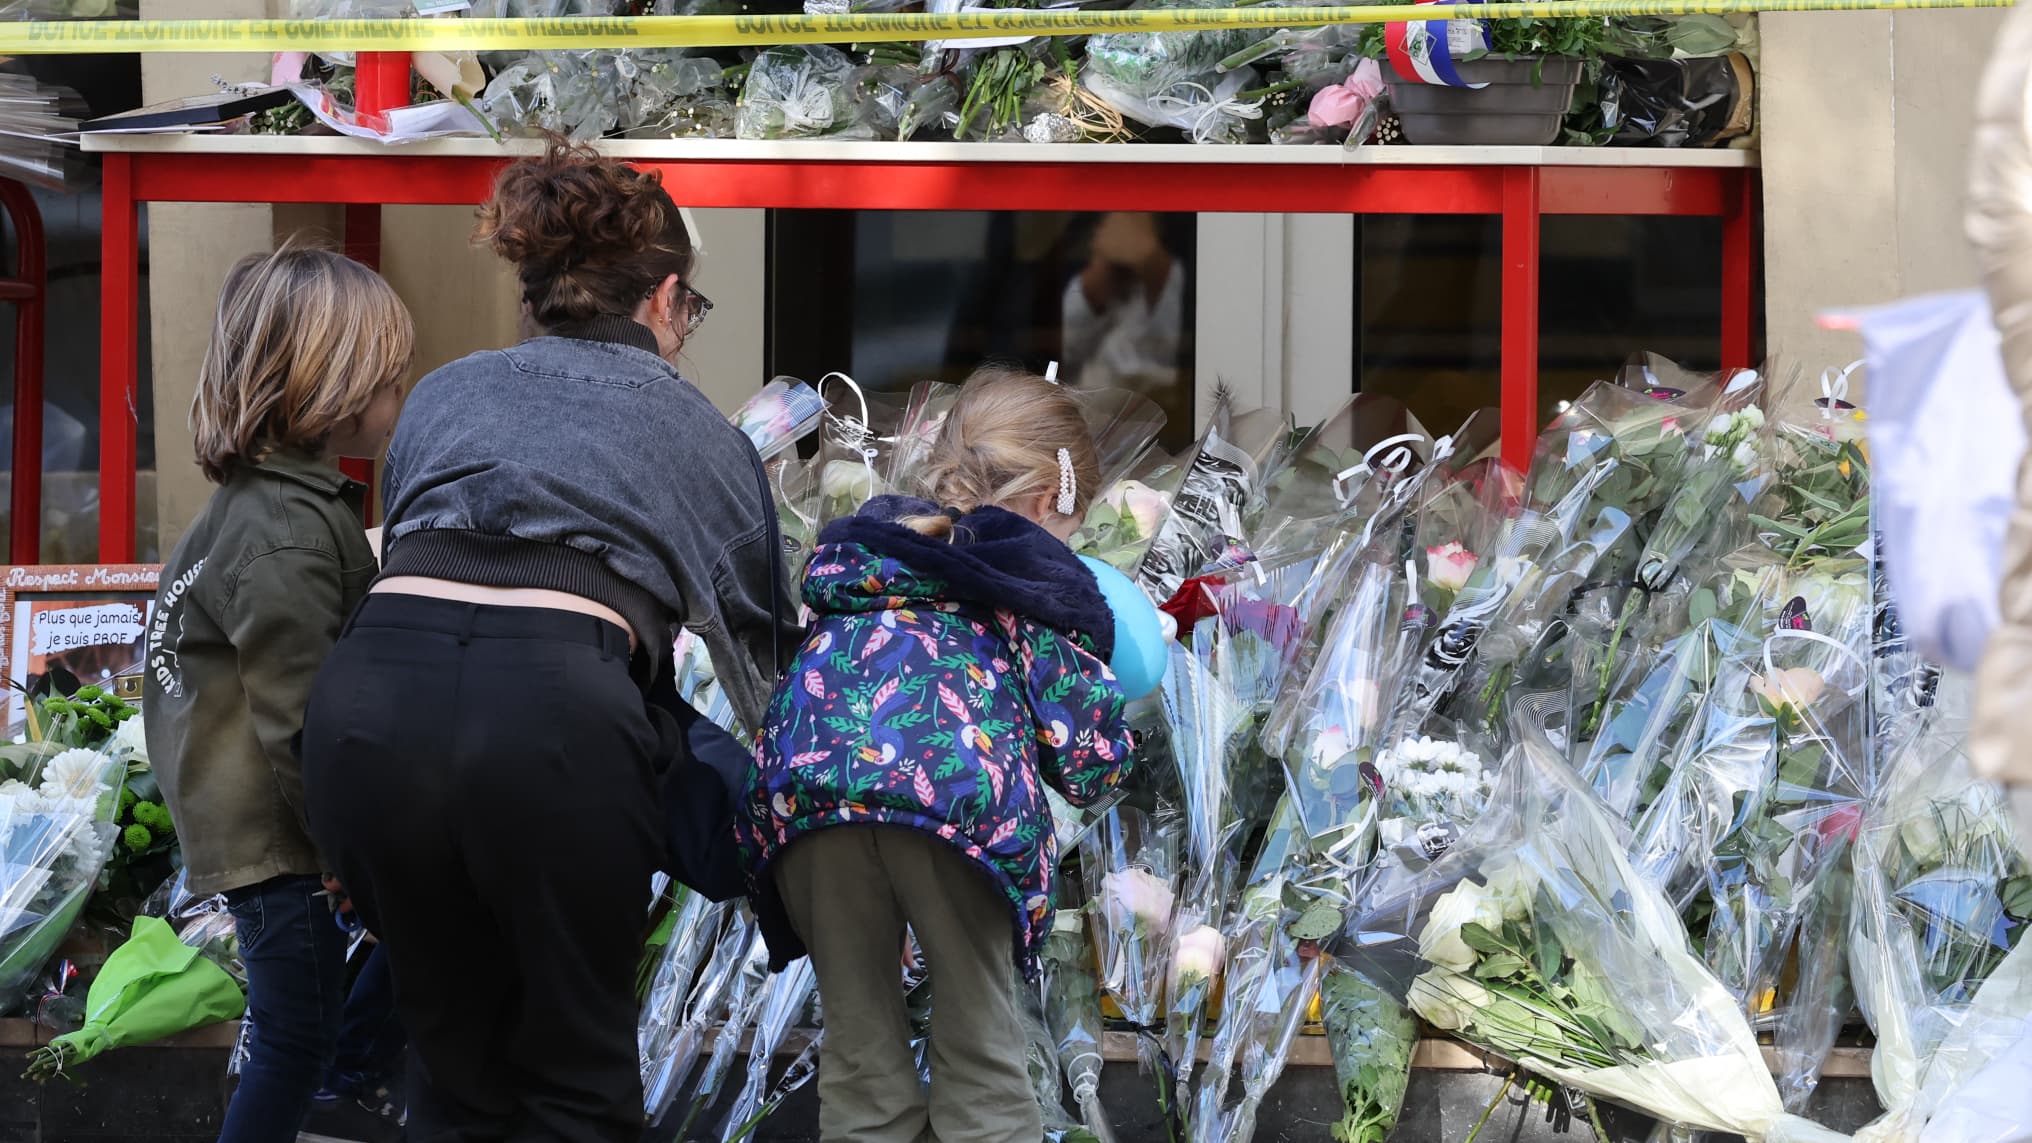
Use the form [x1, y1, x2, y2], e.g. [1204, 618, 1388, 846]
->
[1079, 555, 1171, 700]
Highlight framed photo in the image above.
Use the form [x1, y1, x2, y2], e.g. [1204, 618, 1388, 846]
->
[0, 564, 160, 727]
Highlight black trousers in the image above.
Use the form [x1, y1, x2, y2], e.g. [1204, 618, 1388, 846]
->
[302, 595, 661, 1143]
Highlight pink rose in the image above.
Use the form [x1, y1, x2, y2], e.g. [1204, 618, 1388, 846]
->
[1308, 59, 1385, 129]
[1426, 542, 1480, 593]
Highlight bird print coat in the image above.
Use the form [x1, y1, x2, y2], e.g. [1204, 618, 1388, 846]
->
[741, 497, 1137, 977]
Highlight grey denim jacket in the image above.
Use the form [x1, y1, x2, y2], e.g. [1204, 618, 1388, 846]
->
[381, 324, 799, 730]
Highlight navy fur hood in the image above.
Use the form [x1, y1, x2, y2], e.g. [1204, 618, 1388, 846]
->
[810, 495, 1114, 661]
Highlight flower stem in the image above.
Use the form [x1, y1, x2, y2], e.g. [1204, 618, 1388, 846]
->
[1583, 1095, 1612, 1143]
[1462, 1072, 1515, 1143]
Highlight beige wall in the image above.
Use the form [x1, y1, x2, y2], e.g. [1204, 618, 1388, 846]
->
[1761, 8, 2009, 380]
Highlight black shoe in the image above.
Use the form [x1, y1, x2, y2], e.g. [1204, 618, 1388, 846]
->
[302, 1083, 404, 1143]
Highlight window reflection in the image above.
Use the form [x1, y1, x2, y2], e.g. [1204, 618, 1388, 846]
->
[766, 209, 1197, 448]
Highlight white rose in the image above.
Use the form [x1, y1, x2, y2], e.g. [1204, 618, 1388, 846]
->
[112, 715, 148, 766]
[1740, 405, 1766, 429]
[1168, 924, 1227, 991]
[1706, 412, 1735, 439]
[1480, 861, 1536, 923]
[1750, 667, 1828, 713]
[820, 460, 876, 505]
[1408, 969, 1492, 1032]
[1106, 480, 1170, 539]
[1732, 440, 1757, 470]
[1417, 882, 1494, 973]
[1101, 868, 1176, 936]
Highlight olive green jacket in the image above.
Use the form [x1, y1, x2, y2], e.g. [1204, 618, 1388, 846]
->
[144, 451, 376, 896]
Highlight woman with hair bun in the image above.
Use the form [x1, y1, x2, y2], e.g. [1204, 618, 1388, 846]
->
[297, 139, 798, 1140]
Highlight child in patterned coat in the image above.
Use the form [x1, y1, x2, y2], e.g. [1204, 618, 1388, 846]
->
[741, 368, 1136, 1143]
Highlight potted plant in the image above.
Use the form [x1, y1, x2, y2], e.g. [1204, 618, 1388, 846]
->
[1364, 16, 1608, 146]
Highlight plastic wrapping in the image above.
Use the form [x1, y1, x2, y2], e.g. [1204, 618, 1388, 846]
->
[646, 907, 756, 1124]
[1263, 555, 1409, 862]
[1598, 53, 1754, 148]
[717, 957, 817, 1141]
[733, 377, 827, 463]
[637, 893, 732, 1117]
[813, 374, 908, 529]
[1041, 915, 1116, 1143]
[1337, 728, 1847, 1142]
[0, 739, 131, 1010]
[1397, 384, 1698, 736]
[1136, 402, 1290, 601]
[737, 45, 910, 140]
[1849, 723, 2031, 1137]
[1072, 450, 1184, 575]
[1084, 804, 1181, 1074]
[1155, 635, 1250, 1099]
[138, 868, 244, 985]
[1076, 388, 1170, 489]
[1246, 394, 1435, 566]
[881, 380, 963, 496]
[1319, 962, 1418, 1143]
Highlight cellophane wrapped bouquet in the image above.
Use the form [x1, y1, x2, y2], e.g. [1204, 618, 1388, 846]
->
[1340, 726, 1849, 1142]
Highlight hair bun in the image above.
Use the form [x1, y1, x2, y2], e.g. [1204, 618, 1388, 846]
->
[473, 135, 695, 326]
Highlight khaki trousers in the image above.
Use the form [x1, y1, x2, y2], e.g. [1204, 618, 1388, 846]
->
[775, 826, 1045, 1143]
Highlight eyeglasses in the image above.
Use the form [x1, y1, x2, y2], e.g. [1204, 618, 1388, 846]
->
[646, 281, 714, 337]
[680, 284, 713, 337]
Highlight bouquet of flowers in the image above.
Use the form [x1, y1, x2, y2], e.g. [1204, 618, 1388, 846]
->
[1318, 961, 1418, 1143]
[812, 374, 907, 529]
[1135, 400, 1289, 601]
[1339, 727, 1850, 1142]
[1084, 805, 1181, 1075]
[1263, 554, 1411, 864]
[1393, 390, 1656, 739]
[0, 737, 130, 1008]
[1155, 636, 1249, 1101]
[881, 380, 962, 495]
[1074, 462, 1181, 575]
[1246, 394, 1435, 567]
[1042, 914, 1115, 1143]
[1850, 721, 2030, 1129]
[737, 45, 899, 140]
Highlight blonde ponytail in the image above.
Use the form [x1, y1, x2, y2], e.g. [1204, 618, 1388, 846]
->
[896, 368, 1101, 539]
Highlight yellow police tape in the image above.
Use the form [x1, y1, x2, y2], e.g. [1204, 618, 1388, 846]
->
[0, 0, 2013, 54]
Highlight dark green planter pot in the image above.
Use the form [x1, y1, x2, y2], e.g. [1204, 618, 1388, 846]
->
[1387, 56, 1585, 146]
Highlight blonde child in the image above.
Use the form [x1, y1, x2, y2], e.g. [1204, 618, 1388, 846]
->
[146, 243, 413, 1143]
[741, 368, 1137, 1142]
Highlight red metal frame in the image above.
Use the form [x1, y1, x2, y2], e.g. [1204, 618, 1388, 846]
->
[92, 150, 1760, 560]
[0, 178, 47, 562]
[341, 202, 382, 522]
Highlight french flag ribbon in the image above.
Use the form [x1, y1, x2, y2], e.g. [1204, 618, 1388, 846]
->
[1384, 0, 1490, 88]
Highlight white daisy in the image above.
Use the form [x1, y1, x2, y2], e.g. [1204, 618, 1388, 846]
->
[39, 747, 110, 800]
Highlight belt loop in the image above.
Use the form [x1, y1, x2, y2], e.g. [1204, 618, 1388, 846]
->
[456, 603, 479, 647]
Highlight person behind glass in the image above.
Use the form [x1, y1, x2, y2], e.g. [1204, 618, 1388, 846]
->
[741, 370, 1137, 1143]
[298, 138, 799, 1142]
[1061, 211, 1184, 391]
[143, 244, 413, 1143]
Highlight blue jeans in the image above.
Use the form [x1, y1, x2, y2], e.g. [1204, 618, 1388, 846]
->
[221, 874, 349, 1143]
[323, 940, 407, 1096]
